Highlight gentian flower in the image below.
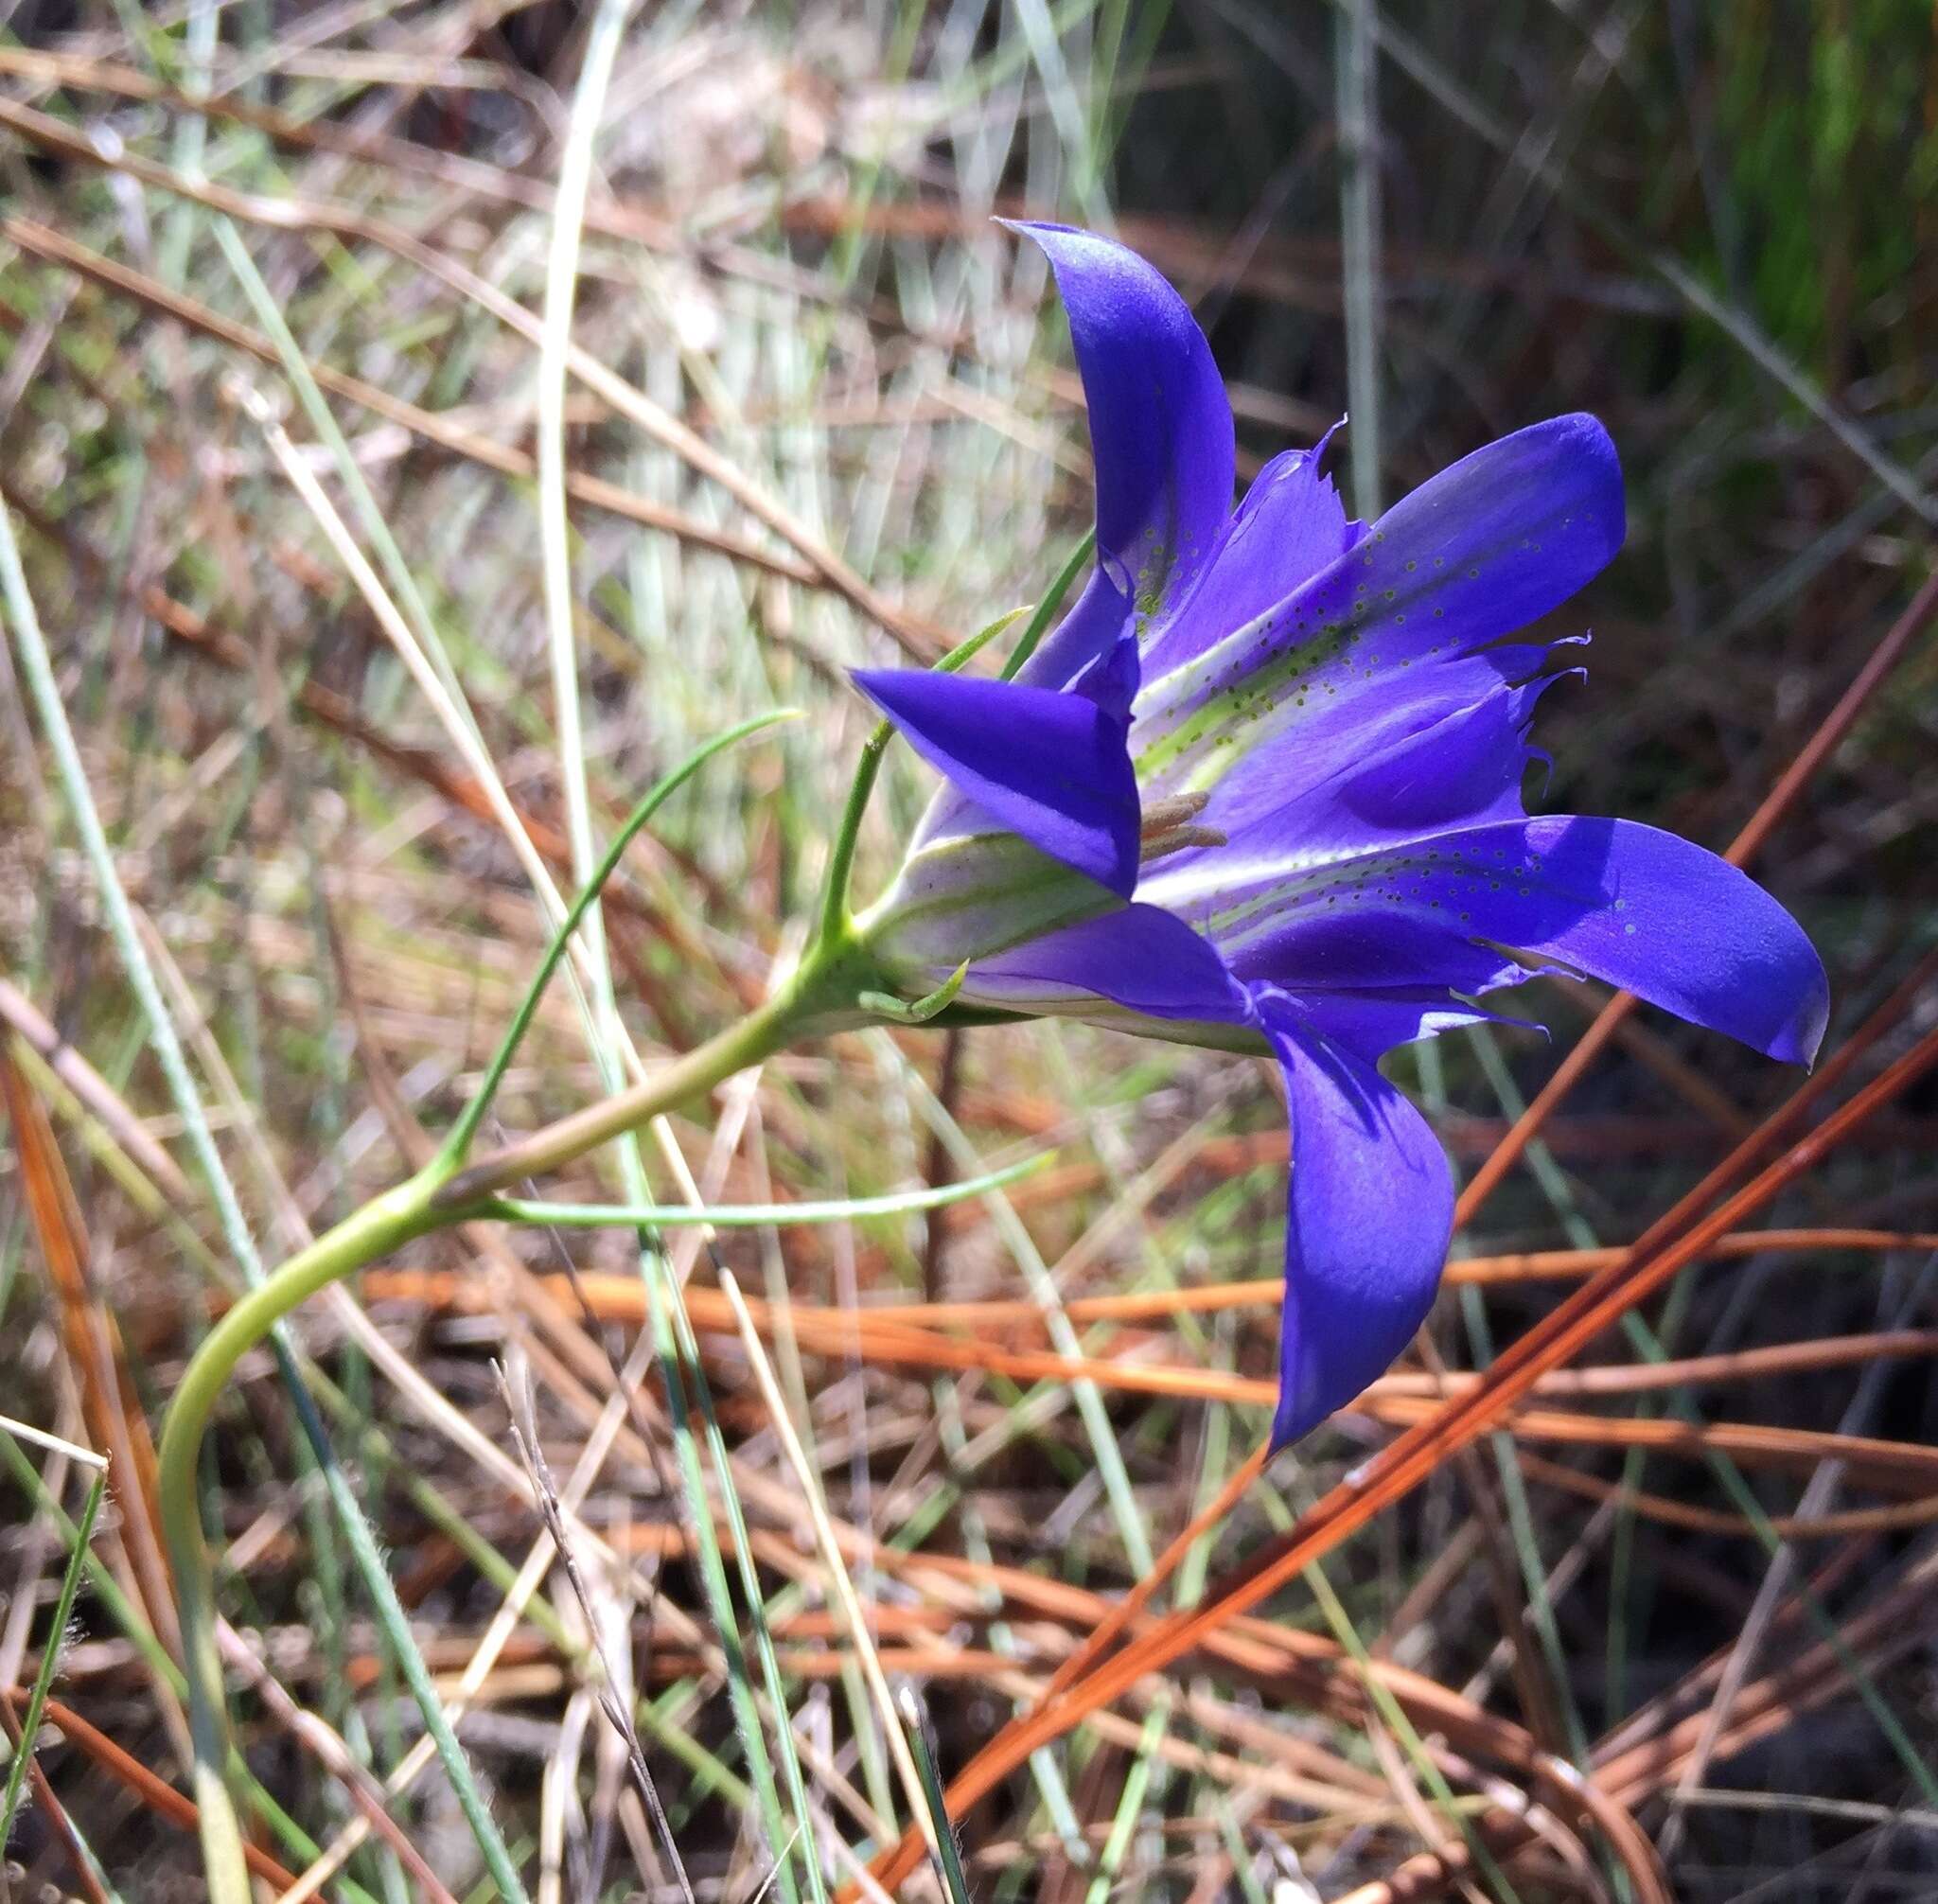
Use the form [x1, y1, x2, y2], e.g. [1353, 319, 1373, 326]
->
[851, 225, 1827, 1449]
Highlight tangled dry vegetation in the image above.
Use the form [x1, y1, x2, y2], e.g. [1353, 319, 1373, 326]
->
[1, 3, 1936, 1900]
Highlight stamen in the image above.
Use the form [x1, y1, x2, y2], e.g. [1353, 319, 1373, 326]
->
[1138, 789, 1211, 838]
[1140, 823, 1226, 864]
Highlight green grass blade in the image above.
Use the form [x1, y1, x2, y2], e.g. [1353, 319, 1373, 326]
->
[0, 1462, 106, 1845]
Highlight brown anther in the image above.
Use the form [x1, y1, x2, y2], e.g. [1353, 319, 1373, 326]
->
[1139, 823, 1227, 864]
[1138, 789, 1211, 838]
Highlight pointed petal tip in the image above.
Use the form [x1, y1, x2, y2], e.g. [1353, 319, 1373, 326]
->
[1261, 1010, 1454, 1453]
[1770, 949, 1832, 1068]
[1269, 1395, 1317, 1453]
[1311, 414, 1348, 466]
[1223, 817, 1826, 1075]
[1379, 411, 1627, 591]
[1002, 221, 1236, 622]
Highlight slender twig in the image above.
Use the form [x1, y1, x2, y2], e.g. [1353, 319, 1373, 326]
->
[1334, 0, 1384, 520]
[497, 1360, 696, 1904]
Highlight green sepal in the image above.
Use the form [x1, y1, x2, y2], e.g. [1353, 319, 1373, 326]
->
[859, 961, 970, 1025]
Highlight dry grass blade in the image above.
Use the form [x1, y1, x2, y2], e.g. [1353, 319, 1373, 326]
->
[0, 96, 939, 656]
[716, 1269, 937, 1860]
[4, 1690, 300, 1891]
[350, 1280, 1938, 1491]
[214, 1629, 463, 1904]
[0, 980, 195, 1205]
[858, 1016, 1938, 1896]
[360, 1223, 1938, 1331]
[0, 1046, 180, 1661]
[0, 206, 822, 586]
[497, 1360, 695, 1904]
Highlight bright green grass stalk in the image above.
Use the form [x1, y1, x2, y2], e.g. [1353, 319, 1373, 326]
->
[427, 592, 1049, 1901]
[1540, 1292, 1938, 1835]
[213, 190, 833, 1896]
[889, 1045, 1155, 1572]
[923, 1382, 1087, 1860]
[0, 1459, 106, 1847]
[1214, 1797, 1277, 1904]
[1239, 1457, 1521, 1897]
[1461, 1030, 1598, 1771]
[1300, 1557, 1523, 1903]
[1460, 1020, 1938, 1815]
[630, 1263, 812, 1896]
[1080, 1346, 1235, 1904]
[64, 108, 545, 1889]
[664, 1295, 833, 1902]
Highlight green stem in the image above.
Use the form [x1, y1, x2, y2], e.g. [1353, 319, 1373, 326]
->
[441, 708, 801, 1169]
[155, 954, 858, 1901]
[432, 955, 852, 1210]
[0, 1467, 105, 1845]
[998, 529, 1094, 682]
[481, 1151, 1047, 1229]
[157, 1175, 448, 1904]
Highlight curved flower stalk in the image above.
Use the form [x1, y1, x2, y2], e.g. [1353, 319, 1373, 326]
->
[853, 223, 1828, 1448]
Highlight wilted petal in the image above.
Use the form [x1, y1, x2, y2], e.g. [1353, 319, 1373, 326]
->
[1133, 415, 1623, 802]
[1198, 816, 1828, 1066]
[854, 664, 1141, 897]
[1259, 999, 1454, 1447]
[1007, 222, 1236, 691]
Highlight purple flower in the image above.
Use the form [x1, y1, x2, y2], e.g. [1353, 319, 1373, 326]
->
[851, 224, 1827, 1449]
